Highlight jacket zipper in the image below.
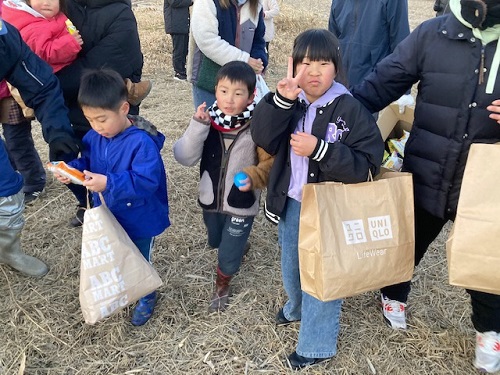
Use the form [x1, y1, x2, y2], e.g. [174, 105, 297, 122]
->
[215, 130, 242, 211]
[479, 45, 485, 85]
[21, 61, 44, 86]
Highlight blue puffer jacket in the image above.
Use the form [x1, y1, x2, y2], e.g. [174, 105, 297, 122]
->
[1, 21, 73, 197]
[68, 116, 170, 240]
[328, 0, 409, 87]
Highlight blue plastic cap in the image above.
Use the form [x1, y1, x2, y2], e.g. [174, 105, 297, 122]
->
[234, 171, 248, 187]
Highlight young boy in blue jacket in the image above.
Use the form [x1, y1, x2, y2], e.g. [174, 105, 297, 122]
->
[52, 69, 170, 326]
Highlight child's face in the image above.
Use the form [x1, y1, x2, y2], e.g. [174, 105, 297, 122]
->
[215, 78, 255, 116]
[82, 101, 131, 138]
[29, 0, 60, 18]
[296, 57, 337, 103]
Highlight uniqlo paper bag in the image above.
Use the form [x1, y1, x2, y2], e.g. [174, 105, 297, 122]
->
[299, 172, 415, 301]
[79, 194, 162, 324]
[446, 143, 500, 295]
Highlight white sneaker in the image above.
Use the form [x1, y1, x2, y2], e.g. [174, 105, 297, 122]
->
[474, 331, 500, 373]
[381, 293, 407, 330]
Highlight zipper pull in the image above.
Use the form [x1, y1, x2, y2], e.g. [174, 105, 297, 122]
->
[479, 47, 485, 85]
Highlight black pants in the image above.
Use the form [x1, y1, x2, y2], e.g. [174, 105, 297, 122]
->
[170, 33, 189, 76]
[381, 205, 500, 332]
[2, 120, 46, 193]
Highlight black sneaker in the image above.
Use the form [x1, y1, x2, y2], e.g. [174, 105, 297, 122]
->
[287, 351, 331, 370]
[174, 72, 187, 81]
[275, 308, 300, 326]
[24, 189, 44, 205]
[70, 206, 86, 227]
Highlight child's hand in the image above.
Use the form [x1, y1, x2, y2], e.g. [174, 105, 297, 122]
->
[72, 30, 84, 46]
[194, 102, 210, 124]
[54, 172, 72, 185]
[248, 57, 264, 74]
[290, 131, 317, 157]
[82, 170, 107, 192]
[487, 99, 500, 124]
[276, 57, 305, 101]
[237, 176, 253, 192]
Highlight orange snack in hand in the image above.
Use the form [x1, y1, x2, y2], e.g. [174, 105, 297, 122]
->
[47, 161, 85, 185]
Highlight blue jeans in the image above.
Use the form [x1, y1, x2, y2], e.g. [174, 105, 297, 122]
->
[192, 85, 216, 110]
[279, 198, 342, 358]
[133, 237, 154, 263]
[203, 210, 254, 275]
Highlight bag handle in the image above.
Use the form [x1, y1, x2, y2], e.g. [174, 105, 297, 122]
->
[367, 169, 374, 182]
[86, 189, 108, 209]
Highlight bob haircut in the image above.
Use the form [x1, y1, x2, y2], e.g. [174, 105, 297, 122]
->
[215, 61, 257, 96]
[78, 69, 128, 111]
[291, 29, 347, 86]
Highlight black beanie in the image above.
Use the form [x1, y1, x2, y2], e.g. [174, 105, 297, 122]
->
[460, 0, 488, 28]
[482, 0, 500, 28]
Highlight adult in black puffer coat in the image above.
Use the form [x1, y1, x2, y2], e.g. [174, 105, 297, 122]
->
[351, 0, 500, 370]
[56, 0, 144, 140]
[163, 0, 192, 80]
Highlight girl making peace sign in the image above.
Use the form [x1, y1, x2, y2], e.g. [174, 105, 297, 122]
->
[251, 29, 384, 370]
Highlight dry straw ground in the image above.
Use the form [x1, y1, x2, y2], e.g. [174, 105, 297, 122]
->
[0, 1, 477, 374]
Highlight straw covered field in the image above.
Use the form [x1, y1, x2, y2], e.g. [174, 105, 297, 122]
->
[0, 0, 477, 374]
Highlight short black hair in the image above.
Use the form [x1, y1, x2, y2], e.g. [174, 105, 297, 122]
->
[292, 29, 347, 86]
[78, 69, 127, 111]
[215, 61, 256, 95]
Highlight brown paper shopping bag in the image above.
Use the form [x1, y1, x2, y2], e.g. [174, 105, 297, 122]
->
[79, 193, 163, 324]
[446, 143, 500, 295]
[299, 171, 415, 301]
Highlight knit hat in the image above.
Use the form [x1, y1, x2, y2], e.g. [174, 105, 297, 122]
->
[451, 0, 500, 93]
[460, 0, 500, 29]
[483, 0, 500, 29]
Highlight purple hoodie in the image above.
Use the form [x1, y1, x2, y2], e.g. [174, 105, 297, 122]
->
[287, 81, 351, 202]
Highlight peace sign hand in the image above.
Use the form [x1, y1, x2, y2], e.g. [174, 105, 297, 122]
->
[276, 57, 305, 101]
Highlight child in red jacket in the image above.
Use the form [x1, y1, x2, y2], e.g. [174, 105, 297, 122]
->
[1, 0, 151, 104]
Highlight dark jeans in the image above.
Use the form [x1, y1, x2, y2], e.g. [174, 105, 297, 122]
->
[170, 33, 188, 76]
[2, 120, 46, 193]
[202, 210, 254, 276]
[133, 237, 154, 262]
[381, 205, 500, 332]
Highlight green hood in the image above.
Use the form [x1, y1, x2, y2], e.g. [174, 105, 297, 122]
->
[450, 0, 500, 93]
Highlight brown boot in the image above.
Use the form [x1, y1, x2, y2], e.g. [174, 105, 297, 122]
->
[208, 267, 232, 313]
[125, 78, 153, 106]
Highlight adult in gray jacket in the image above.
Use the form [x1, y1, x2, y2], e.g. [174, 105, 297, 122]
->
[164, 0, 192, 80]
